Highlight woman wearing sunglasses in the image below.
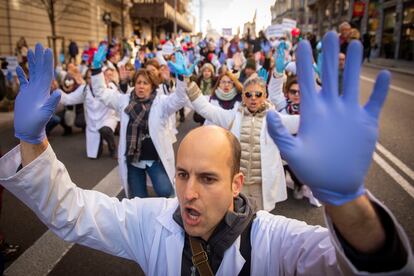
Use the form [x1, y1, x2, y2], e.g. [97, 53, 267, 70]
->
[268, 72, 321, 206]
[185, 75, 299, 211]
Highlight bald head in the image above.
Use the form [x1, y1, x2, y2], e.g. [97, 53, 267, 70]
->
[178, 126, 241, 178]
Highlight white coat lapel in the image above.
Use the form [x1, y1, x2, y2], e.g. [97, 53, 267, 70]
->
[156, 200, 185, 276]
[216, 237, 246, 276]
[165, 232, 184, 276]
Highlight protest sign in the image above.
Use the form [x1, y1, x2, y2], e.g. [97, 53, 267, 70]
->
[222, 28, 232, 37]
[282, 18, 297, 32]
[266, 24, 284, 38]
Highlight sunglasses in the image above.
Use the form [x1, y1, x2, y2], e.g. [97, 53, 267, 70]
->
[288, 89, 300, 96]
[244, 91, 263, 98]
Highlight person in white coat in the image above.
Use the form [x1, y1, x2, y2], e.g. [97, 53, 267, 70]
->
[92, 65, 188, 198]
[267, 71, 321, 206]
[58, 69, 119, 159]
[186, 75, 299, 211]
[4, 36, 414, 275]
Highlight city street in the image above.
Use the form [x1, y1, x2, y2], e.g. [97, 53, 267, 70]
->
[0, 66, 413, 275]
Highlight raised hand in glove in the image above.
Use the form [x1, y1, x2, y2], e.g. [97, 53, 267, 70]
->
[266, 32, 391, 206]
[92, 44, 108, 69]
[168, 51, 198, 77]
[260, 41, 272, 55]
[258, 68, 269, 82]
[274, 41, 289, 74]
[15, 43, 61, 144]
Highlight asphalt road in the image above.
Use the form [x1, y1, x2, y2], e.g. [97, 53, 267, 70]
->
[0, 66, 413, 275]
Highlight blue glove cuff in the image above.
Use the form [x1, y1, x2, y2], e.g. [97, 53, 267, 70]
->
[312, 186, 366, 206]
[15, 131, 46, 145]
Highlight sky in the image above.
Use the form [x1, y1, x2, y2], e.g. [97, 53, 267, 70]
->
[191, 0, 275, 35]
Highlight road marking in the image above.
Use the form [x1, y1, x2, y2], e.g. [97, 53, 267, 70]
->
[4, 166, 123, 276]
[373, 153, 414, 199]
[376, 143, 414, 181]
[360, 75, 414, 97]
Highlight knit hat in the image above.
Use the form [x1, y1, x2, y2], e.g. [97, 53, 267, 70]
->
[201, 63, 215, 74]
[245, 58, 256, 71]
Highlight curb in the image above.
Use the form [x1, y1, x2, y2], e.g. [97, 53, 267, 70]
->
[364, 63, 414, 76]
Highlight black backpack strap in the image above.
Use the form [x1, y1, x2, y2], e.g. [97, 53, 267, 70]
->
[239, 214, 256, 276]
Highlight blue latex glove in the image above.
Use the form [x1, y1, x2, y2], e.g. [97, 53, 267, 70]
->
[59, 52, 65, 64]
[92, 44, 107, 69]
[188, 50, 195, 64]
[6, 70, 13, 82]
[82, 53, 89, 62]
[168, 52, 198, 77]
[261, 41, 271, 55]
[258, 68, 269, 82]
[274, 41, 288, 74]
[134, 58, 142, 70]
[199, 41, 206, 49]
[218, 52, 226, 64]
[14, 43, 61, 144]
[315, 41, 323, 79]
[239, 41, 245, 50]
[266, 32, 391, 206]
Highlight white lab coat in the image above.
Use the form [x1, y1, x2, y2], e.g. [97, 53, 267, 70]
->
[59, 84, 119, 158]
[191, 95, 299, 211]
[92, 72, 187, 196]
[203, 97, 241, 126]
[0, 146, 412, 275]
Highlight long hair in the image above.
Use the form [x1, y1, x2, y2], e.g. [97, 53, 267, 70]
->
[211, 71, 243, 97]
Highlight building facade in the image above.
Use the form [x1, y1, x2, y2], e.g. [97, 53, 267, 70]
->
[271, 0, 413, 61]
[0, 0, 135, 57]
[129, 0, 193, 42]
[0, 0, 194, 59]
[271, 0, 313, 33]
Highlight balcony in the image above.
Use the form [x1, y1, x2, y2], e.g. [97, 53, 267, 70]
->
[130, 0, 192, 32]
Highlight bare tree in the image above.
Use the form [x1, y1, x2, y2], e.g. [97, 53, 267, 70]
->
[20, 0, 79, 63]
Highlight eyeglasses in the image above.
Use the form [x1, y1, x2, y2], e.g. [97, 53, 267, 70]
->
[244, 91, 263, 98]
[288, 89, 300, 96]
[220, 80, 233, 86]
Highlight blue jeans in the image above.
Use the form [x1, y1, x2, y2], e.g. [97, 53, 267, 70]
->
[127, 160, 173, 198]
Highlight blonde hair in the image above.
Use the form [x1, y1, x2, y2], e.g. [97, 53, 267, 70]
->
[243, 76, 267, 93]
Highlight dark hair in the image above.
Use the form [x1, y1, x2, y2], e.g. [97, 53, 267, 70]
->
[133, 68, 160, 90]
[284, 75, 298, 95]
[224, 130, 241, 178]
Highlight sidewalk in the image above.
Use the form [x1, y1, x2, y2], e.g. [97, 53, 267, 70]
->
[364, 58, 414, 76]
[0, 111, 13, 127]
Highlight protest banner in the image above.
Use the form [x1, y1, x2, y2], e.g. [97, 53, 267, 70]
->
[282, 18, 297, 32]
[266, 24, 284, 38]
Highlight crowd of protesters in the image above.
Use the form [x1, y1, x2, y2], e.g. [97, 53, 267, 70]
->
[0, 18, 364, 231]
[0, 19, 395, 272]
